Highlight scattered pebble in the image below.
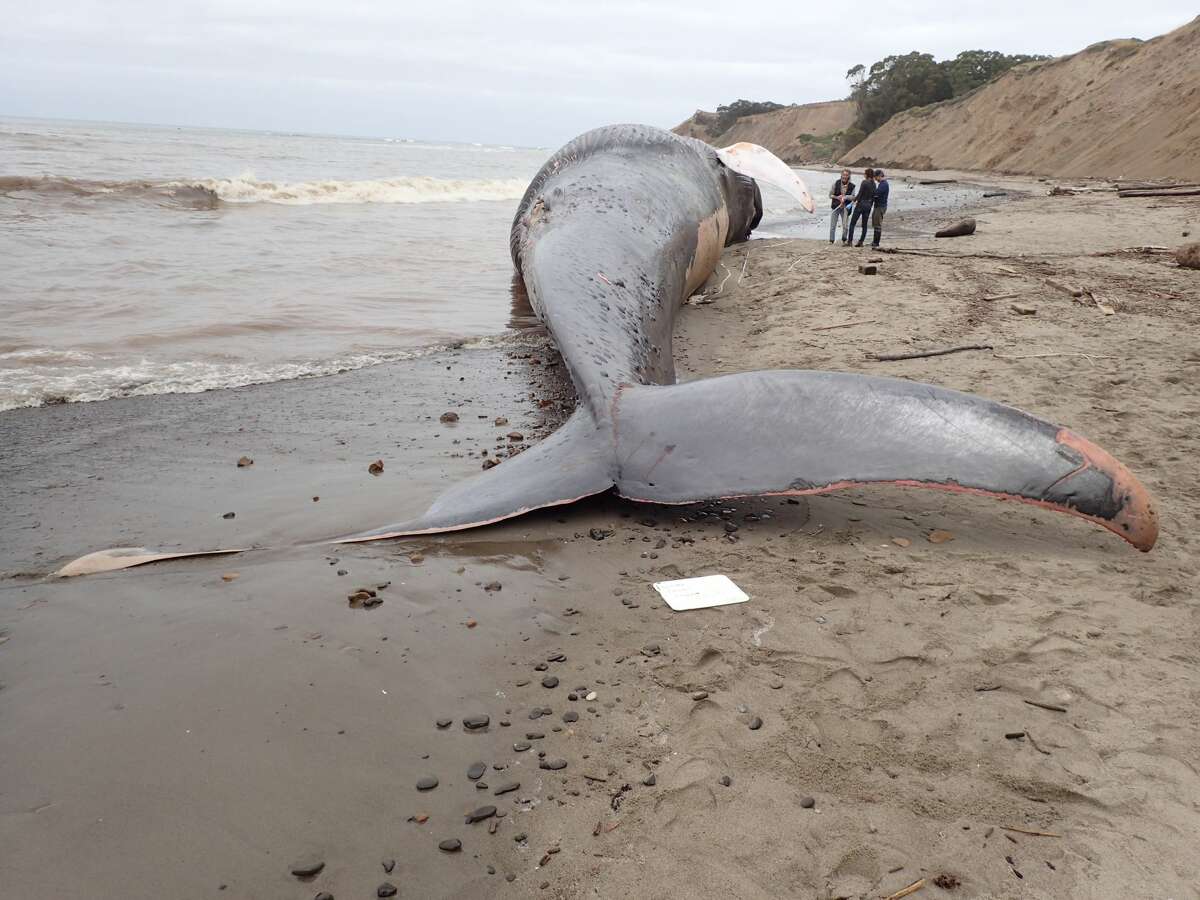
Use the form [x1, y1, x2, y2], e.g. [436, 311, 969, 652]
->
[439, 411, 459, 423]
[483, 581, 502, 592]
[463, 714, 490, 730]
[436, 718, 452, 729]
[438, 839, 462, 853]
[368, 459, 384, 475]
[562, 711, 578, 723]
[221, 512, 236, 519]
[749, 716, 763, 731]
[642, 773, 656, 786]
[236, 456, 253, 468]
[467, 762, 486, 780]
[494, 781, 520, 795]
[513, 741, 531, 752]
[540, 758, 568, 770]
[542, 676, 559, 689]
[416, 776, 438, 791]
[719, 775, 732, 787]
[465, 805, 497, 824]
[691, 691, 708, 701]
[289, 855, 324, 878]
[382, 859, 395, 873]
[377, 883, 397, 898]
[800, 796, 815, 809]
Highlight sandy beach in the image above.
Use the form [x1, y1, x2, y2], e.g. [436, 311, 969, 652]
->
[2, 177, 1198, 899]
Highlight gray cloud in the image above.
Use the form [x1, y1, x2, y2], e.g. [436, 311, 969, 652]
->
[2, 0, 1194, 145]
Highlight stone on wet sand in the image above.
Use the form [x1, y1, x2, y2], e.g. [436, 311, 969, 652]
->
[463, 714, 490, 730]
[377, 883, 398, 898]
[467, 761, 487, 780]
[416, 776, 438, 791]
[465, 805, 497, 824]
[289, 855, 325, 878]
[439, 838, 462, 852]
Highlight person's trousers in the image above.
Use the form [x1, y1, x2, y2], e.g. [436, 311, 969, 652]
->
[848, 205, 871, 244]
[871, 204, 886, 247]
[829, 205, 849, 241]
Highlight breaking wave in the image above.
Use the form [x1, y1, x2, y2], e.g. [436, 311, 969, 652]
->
[0, 174, 530, 207]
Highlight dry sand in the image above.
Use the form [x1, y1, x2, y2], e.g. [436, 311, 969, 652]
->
[2, 182, 1199, 899]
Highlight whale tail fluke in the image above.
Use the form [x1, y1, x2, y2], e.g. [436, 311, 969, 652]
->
[610, 372, 1158, 551]
[54, 370, 1157, 577]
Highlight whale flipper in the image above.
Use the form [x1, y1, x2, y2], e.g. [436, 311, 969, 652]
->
[611, 372, 1158, 551]
[335, 408, 615, 543]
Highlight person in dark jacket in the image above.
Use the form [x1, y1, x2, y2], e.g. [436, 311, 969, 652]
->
[871, 169, 890, 248]
[846, 168, 875, 246]
[828, 169, 855, 243]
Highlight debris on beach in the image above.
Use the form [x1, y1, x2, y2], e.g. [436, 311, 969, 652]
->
[368, 459, 384, 475]
[236, 456, 254, 467]
[935, 218, 976, 237]
[652, 574, 748, 611]
[439, 411, 460, 423]
[1176, 242, 1200, 269]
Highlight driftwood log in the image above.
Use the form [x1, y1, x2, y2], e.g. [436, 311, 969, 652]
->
[1118, 188, 1200, 198]
[935, 218, 976, 238]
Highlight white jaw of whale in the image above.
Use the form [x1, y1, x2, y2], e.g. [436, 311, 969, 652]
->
[716, 142, 816, 213]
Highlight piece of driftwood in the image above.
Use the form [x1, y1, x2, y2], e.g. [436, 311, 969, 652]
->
[869, 344, 993, 362]
[1118, 188, 1200, 198]
[982, 191, 1008, 198]
[935, 218, 976, 238]
[919, 178, 958, 185]
[884, 879, 926, 900]
[1116, 181, 1200, 191]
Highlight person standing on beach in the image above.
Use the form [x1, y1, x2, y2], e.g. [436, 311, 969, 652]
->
[846, 167, 875, 246]
[871, 169, 890, 248]
[828, 169, 855, 243]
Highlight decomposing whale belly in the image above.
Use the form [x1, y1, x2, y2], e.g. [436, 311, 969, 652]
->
[57, 125, 1158, 576]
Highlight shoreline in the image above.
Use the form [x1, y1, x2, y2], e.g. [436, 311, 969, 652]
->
[2, 183, 1199, 898]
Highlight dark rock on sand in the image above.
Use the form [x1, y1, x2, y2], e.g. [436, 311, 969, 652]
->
[465, 805, 497, 824]
[438, 838, 462, 852]
[513, 741, 531, 752]
[935, 217, 977, 238]
[382, 858, 395, 873]
[439, 411, 460, 423]
[800, 796, 816, 808]
[495, 781, 520, 795]
[463, 714, 490, 730]
[289, 855, 325, 878]
[416, 776, 438, 791]
[749, 716, 763, 730]
[467, 761, 486, 780]
[377, 883, 398, 897]
[562, 711, 579, 723]
[719, 775, 732, 787]
[541, 676, 559, 689]
[436, 717, 452, 729]
[540, 758, 568, 770]
[642, 773, 656, 786]
[315, 893, 334, 900]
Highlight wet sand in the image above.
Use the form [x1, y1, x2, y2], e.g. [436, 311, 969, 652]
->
[2, 179, 1199, 898]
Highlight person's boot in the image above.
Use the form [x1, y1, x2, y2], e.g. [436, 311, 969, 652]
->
[872, 227, 881, 247]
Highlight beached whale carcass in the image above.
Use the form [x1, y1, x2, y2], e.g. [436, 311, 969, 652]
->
[59, 125, 1157, 576]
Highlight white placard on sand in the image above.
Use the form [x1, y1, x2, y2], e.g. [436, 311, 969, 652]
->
[653, 574, 749, 612]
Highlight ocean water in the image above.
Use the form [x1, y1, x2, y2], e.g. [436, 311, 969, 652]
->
[0, 117, 969, 411]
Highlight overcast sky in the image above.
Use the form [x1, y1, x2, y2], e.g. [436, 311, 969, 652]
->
[2, 1, 1195, 146]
